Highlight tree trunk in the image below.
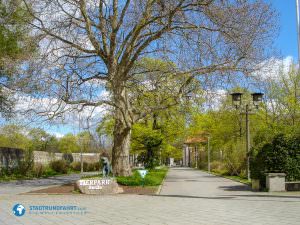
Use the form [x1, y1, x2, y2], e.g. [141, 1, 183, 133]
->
[111, 79, 132, 176]
[112, 118, 132, 176]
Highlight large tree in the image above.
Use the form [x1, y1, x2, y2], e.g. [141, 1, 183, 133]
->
[0, 0, 35, 117]
[264, 63, 300, 127]
[20, 0, 276, 176]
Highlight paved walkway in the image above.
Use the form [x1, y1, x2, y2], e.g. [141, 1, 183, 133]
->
[160, 167, 252, 196]
[0, 172, 98, 195]
[0, 167, 299, 225]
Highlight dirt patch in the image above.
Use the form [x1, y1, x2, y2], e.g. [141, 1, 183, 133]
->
[27, 183, 158, 195]
[27, 183, 75, 194]
[120, 185, 158, 195]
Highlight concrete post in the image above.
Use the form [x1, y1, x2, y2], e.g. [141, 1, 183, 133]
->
[266, 173, 286, 192]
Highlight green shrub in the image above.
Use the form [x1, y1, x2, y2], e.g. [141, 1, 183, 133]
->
[33, 163, 45, 177]
[198, 161, 208, 170]
[42, 167, 58, 177]
[86, 162, 94, 172]
[210, 161, 231, 175]
[210, 161, 223, 171]
[49, 160, 68, 174]
[250, 134, 300, 188]
[223, 142, 246, 176]
[0, 167, 10, 176]
[16, 149, 34, 176]
[70, 161, 100, 172]
[83, 162, 88, 171]
[238, 169, 247, 179]
[94, 162, 100, 171]
[86, 162, 100, 172]
[70, 162, 81, 171]
[62, 153, 74, 164]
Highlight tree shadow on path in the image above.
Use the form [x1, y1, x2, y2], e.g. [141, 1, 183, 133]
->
[152, 194, 300, 203]
[218, 185, 251, 192]
[153, 194, 235, 200]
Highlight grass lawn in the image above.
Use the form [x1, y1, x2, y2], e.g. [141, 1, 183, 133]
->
[117, 167, 168, 186]
[221, 174, 250, 185]
[209, 171, 251, 185]
[81, 167, 169, 187]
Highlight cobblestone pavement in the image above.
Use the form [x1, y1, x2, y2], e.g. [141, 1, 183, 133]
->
[0, 167, 299, 225]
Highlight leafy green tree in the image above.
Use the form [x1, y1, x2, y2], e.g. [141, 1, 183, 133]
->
[97, 58, 195, 165]
[27, 128, 52, 151]
[0, 124, 30, 149]
[187, 88, 268, 176]
[77, 131, 98, 153]
[128, 58, 197, 165]
[58, 133, 79, 153]
[161, 144, 182, 163]
[45, 136, 59, 153]
[131, 124, 163, 169]
[96, 116, 115, 149]
[263, 63, 300, 129]
[20, 0, 276, 176]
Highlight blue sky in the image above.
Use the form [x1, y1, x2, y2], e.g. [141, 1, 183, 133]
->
[25, 1, 300, 137]
[2, 1, 299, 138]
[50, 1, 300, 137]
[271, 0, 298, 59]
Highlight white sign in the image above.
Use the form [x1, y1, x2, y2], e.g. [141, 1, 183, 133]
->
[138, 170, 148, 179]
[79, 179, 111, 190]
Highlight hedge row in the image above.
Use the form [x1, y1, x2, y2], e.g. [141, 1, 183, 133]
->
[50, 160, 101, 173]
[250, 134, 300, 187]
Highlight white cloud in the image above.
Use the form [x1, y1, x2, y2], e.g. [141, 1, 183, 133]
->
[253, 56, 294, 81]
[48, 131, 64, 138]
[202, 89, 227, 110]
[11, 90, 110, 133]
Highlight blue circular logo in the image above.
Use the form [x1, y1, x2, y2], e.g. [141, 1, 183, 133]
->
[13, 204, 25, 217]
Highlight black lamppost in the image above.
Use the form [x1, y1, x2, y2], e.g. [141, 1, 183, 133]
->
[230, 92, 264, 181]
[184, 93, 192, 167]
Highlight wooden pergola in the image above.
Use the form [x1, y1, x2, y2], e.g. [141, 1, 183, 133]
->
[183, 132, 209, 167]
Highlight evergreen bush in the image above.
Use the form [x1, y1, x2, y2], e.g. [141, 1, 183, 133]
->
[49, 160, 68, 174]
[250, 134, 300, 188]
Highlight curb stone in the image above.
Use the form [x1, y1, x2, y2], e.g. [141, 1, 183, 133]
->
[156, 168, 169, 195]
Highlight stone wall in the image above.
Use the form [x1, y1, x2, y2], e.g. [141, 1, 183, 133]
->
[33, 151, 100, 165]
[0, 148, 100, 167]
[71, 153, 100, 164]
[0, 147, 24, 169]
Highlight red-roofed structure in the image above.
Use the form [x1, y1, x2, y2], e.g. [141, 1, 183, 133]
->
[182, 132, 209, 167]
